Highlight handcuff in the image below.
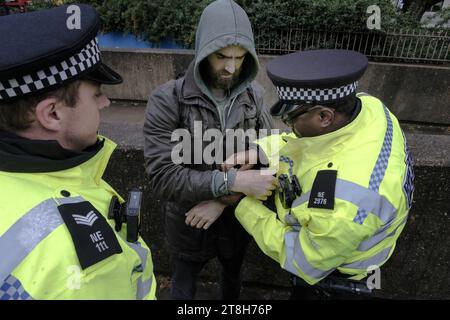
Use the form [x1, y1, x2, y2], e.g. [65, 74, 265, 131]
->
[278, 174, 302, 209]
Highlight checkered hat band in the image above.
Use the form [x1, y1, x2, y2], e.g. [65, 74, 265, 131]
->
[0, 38, 101, 100]
[276, 81, 358, 103]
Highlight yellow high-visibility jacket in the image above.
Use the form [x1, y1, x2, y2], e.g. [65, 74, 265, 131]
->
[0, 137, 156, 299]
[235, 94, 414, 285]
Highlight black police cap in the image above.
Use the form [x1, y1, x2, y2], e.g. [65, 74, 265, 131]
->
[267, 49, 368, 117]
[0, 4, 122, 102]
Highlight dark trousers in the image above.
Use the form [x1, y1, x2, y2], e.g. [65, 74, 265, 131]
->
[169, 250, 247, 300]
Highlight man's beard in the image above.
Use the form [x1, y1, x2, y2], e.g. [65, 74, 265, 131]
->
[211, 71, 240, 90]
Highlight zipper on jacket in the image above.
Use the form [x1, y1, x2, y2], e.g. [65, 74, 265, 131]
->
[223, 95, 238, 133]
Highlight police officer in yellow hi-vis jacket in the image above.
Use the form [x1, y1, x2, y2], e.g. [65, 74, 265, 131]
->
[227, 49, 414, 299]
[0, 4, 156, 299]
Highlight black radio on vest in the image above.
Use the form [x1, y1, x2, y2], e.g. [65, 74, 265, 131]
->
[108, 190, 142, 243]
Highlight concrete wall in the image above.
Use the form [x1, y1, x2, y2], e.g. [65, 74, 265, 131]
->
[101, 48, 450, 125]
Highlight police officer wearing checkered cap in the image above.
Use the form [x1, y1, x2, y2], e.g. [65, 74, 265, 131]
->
[0, 4, 157, 299]
[231, 49, 414, 299]
[268, 49, 367, 137]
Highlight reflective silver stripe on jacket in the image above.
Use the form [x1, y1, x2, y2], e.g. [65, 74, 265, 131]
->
[137, 277, 153, 300]
[358, 214, 408, 251]
[291, 179, 399, 251]
[354, 104, 393, 224]
[335, 179, 396, 225]
[284, 231, 334, 281]
[0, 197, 84, 282]
[341, 246, 393, 270]
[126, 241, 153, 300]
[332, 179, 402, 252]
[284, 231, 394, 279]
[291, 179, 396, 224]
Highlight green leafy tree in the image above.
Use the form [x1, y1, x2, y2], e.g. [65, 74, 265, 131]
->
[27, 0, 446, 50]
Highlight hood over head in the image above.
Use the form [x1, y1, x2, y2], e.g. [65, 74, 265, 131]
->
[194, 0, 259, 101]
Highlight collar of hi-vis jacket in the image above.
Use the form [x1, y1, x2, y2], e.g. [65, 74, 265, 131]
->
[0, 133, 116, 184]
[279, 96, 383, 163]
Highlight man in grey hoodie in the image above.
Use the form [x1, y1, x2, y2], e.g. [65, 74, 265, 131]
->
[144, 0, 275, 299]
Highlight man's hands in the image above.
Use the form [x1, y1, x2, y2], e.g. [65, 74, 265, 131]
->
[185, 200, 226, 230]
[185, 149, 277, 230]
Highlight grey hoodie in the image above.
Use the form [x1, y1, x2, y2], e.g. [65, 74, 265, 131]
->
[143, 1, 273, 260]
[193, 0, 260, 128]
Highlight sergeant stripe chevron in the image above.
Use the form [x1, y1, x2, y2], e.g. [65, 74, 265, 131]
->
[72, 211, 98, 227]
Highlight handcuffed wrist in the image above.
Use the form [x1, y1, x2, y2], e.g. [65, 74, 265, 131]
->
[212, 168, 238, 198]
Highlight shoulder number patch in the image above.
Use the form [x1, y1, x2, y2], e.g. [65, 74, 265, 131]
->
[58, 201, 122, 270]
[308, 170, 337, 210]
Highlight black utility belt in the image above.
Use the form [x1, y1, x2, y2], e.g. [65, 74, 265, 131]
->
[293, 274, 372, 295]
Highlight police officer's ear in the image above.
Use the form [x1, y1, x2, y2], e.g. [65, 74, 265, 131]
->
[318, 107, 335, 128]
[34, 97, 63, 132]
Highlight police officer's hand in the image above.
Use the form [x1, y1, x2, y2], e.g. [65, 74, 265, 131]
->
[185, 200, 227, 230]
[221, 149, 258, 172]
[230, 169, 278, 201]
